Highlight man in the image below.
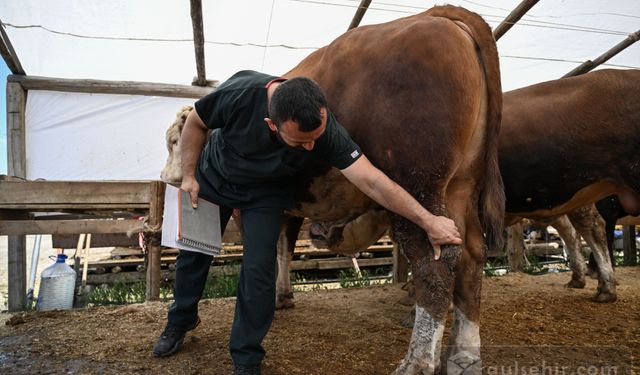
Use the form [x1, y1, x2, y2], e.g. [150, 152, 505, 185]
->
[153, 70, 462, 374]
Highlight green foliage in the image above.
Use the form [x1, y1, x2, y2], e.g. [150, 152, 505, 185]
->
[202, 272, 238, 299]
[522, 255, 548, 275]
[338, 268, 372, 288]
[87, 281, 149, 306]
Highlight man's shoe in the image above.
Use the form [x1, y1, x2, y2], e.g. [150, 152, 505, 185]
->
[152, 317, 201, 357]
[233, 363, 261, 375]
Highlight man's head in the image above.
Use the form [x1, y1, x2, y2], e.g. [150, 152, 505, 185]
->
[265, 77, 328, 151]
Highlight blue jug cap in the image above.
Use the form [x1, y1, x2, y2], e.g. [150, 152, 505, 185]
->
[56, 254, 68, 263]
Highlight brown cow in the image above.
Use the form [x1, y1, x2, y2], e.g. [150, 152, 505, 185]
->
[291, 68, 640, 305]
[162, 6, 504, 373]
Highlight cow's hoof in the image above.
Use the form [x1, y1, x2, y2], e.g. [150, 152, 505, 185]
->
[447, 351, 482, 375]
[565, 279, 586, 289]
[592, 292, 617, 303]
[276, 292, 295, 309]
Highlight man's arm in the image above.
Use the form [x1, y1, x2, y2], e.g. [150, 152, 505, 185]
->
[180, 109, 209, 207]
[341, 155, 462, 260]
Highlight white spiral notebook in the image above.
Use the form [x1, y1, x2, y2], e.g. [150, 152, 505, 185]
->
[161, 184, 222, 256]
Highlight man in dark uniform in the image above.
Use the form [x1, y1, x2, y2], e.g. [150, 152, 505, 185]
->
[153, 70, 462, 375]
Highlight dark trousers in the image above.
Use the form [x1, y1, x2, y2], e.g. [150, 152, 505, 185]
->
[167, 204, 283, 366]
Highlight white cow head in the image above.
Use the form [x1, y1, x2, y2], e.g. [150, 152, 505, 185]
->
[160, 106, 193, 184]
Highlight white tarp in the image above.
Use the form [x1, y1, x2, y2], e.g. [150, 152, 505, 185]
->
[25, 91, 194, 180]
[1, 0, 639, 180]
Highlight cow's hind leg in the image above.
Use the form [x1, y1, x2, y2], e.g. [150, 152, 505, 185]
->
[550, 215, 587, 289]
[441, 197, 483, 375]
[392, 216, 461, 375]
[275, 216, 303, 309]
[567, 206, 616, 303]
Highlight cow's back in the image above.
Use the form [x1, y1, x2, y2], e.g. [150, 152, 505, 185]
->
[501, 69, 640, 217]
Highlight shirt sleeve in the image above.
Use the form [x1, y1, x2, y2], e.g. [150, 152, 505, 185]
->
[194, 89, 226, 130]
[316, 111, 363, 170]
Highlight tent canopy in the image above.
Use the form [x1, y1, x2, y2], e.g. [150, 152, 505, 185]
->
[3, 0, 638, 90]
[1, 0, 639, 180]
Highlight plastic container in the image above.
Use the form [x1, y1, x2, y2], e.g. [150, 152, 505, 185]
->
[36, 254, 77, 311]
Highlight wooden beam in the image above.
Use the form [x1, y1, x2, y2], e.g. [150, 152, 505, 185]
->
[0, 219, 144, 236]
[7, 74, 213, 99]
[506, 221, 525, 272]
[493, 0, 540, 41]
[190, 0, 207, 87]
[6, 79, 28, 311]
[348, 0, 372, 31]
[563, 30, 640, 78]
[0, 180, 152, 209]
[0, 20, 25, 74]
[145, 181, 165, 301]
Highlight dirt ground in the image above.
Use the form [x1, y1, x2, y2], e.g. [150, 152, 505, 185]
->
[1, 267, 639, 375]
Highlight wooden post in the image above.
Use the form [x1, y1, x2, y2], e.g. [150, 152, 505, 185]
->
[145, 181, 166, 301]
[392, 242, 408, 283]
[506, 221, 525, 272]
[347, 0, 372, 31]
[563, 30, 640, 78]
[189, 0, 207, 87]
[7, 80, 27, 311]
[0, 20, 25, 74]
[493, 0, 540, 41]
[622, 225, 637, 266]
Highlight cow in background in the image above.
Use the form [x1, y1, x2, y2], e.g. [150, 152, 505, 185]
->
[162, 6, 504, 373]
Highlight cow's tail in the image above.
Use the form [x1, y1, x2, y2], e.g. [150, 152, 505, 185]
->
[426, 6, 506, 253]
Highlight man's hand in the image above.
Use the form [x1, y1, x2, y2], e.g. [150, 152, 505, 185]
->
[424, 215, 462, 260]
[180, 176, 200, 208]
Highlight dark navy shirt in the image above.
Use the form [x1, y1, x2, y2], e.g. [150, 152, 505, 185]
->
[194, 70, 362, 209]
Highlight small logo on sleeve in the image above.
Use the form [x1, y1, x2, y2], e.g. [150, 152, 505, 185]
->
[350, 150, 360, 159]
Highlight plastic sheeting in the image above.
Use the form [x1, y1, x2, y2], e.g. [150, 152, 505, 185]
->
[25, 91, 194, 180]
[1, 1, 639, 180]
[2, 1, 638, 90]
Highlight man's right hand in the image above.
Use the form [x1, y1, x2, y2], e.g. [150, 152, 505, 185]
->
[180, 176, 200, 208]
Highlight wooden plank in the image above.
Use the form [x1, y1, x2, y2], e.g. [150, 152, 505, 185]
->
[493, 0, 540, 41]
[145, 181, 165, 301]
[316, 257, 392, 270]
[7, 74, 214, 99]
[348, 0, 372, 30]
[0, 180, 152, 209]
[8, 235, 26, 311]
[53, 233, 139, 248]
[564, 30, 640, 78]
[0, 219, 144, 236]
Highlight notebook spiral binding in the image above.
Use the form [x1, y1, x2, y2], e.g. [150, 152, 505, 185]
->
[177, 237, 221, 255]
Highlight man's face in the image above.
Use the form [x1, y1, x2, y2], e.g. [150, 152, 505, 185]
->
[265, 108, 327, 151]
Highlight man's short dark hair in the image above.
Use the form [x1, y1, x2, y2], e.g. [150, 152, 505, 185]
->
[269, 77, 327, 132]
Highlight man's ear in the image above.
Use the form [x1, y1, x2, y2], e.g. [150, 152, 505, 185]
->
[264, 117, 278, 132]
